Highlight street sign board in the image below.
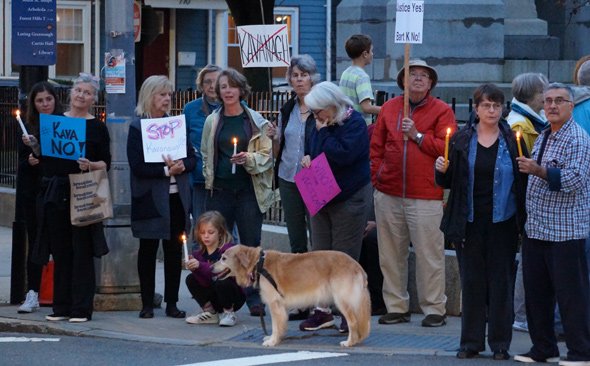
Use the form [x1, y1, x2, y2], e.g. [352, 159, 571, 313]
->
[11, 0, 57, 65]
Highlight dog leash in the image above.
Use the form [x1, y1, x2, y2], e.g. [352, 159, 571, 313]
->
[253, 250, 283, 336]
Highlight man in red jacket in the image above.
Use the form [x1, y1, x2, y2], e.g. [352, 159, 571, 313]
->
[370, 59, 456, 327]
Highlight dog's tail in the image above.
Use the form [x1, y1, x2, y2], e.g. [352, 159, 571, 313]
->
[355, 273, 371, 342]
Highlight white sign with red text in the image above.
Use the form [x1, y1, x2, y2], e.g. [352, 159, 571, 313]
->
[140, 115, 187, 162]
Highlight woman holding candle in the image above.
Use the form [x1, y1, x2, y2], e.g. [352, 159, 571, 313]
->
[266, 55, 320, 255]
[127, 75, 196, 319]
[15, 81, 64, 313]
[23, 73, 111, 323]
[201, 68, 273, 316]
[184, 211, 245, 326]
[435, 83, 527, 360]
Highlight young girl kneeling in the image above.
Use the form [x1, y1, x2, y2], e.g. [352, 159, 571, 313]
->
[185, 211, 245, 326]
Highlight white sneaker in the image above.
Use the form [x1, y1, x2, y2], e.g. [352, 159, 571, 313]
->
[18, 290, 39, 314]
[559, 361, 590, 366]
[185, 311, 218, 324]
[512, 321, 529, 332]
[219, 311, 237, 327]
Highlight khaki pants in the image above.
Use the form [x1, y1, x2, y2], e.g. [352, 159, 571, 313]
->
[374, 191, 447, 316]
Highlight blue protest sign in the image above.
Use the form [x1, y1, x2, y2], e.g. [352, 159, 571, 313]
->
[11, 0, 57, 65]
[40, 114, 86, 160]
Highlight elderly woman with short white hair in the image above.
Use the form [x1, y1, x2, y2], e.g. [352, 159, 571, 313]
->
[298, 81, 372, 333]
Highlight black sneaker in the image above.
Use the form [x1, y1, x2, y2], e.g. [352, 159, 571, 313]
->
[299, 310, 335, 331]
[338, 316, 349, 334]
[514, 351, 560, 363]
[421, 314, 446, 327]
[457, 349, 479, 359]
[378, 312, 411, 324]
[493, 350, 510, 360]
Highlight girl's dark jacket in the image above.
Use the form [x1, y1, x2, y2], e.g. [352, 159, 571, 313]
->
[435, 118, 528, 244]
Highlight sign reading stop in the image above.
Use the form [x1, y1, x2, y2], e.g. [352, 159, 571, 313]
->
[134, 1, 141, 43]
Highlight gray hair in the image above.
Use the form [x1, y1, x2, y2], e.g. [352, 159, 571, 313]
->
[286, 54, 320, 86]
[511, 73, 548, 103]
[71, 72, 100, 102]
[304, 81, 353, 124]
[135, 75, 173, 117]
[578, 61, 590, 86]
[544, 82, 574, 101]
[196, 64, 222, 93]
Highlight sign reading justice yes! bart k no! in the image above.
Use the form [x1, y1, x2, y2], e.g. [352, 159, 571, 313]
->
[140, 115, 187, 162]
[395, 0, 424, 44]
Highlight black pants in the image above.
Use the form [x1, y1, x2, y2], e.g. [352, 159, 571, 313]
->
[137, 193, 185, 308]
[456, 216, 517, 353]
[185, 274, 245, 313]
[358, 228, 385, 312]
[47, 204, 95, 318]
[522, 236, 590, 361]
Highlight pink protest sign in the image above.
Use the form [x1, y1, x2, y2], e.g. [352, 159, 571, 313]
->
[294, 153, 341, 216]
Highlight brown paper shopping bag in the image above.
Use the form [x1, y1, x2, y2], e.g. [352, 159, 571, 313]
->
[69, 168, 113, 226]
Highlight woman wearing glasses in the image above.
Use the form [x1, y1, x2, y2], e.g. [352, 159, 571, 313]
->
[435, 84, 527, 360]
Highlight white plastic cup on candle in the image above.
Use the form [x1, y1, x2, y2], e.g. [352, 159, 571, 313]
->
[16, 110, 29, 136]
[181, 233, 189, 263]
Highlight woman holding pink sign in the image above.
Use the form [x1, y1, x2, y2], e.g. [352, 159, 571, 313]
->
[127, 75, 196, 320]
[298, 81, 372, 333]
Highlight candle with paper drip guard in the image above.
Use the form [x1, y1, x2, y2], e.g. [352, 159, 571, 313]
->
[516, 131, 523, 157]
[15, 110, 28, 136]
[232, 137, 237, 174]
[181, 233, 189, 264]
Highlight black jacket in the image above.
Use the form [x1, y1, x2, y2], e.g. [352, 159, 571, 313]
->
[274, 96, 315, 187]
[435, 119, 528, 244]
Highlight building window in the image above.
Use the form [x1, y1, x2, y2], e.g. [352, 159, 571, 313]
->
[227, 7, 299, 79]
[51, 1, 91, 79]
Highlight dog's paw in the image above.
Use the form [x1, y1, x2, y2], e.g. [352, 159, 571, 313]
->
[340, 340, 353, 347]
[262, 337, 279, 347]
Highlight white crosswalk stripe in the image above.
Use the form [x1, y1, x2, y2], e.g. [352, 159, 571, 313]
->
[177, 351, 348, 366]
[0, 337, 60, 342]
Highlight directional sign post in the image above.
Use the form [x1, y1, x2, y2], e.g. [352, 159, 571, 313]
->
[11, 0, 57, 65]
[394, 0, 424, 120]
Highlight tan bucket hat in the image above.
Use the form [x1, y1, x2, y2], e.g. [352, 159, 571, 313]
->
[396, 59, 438, 90]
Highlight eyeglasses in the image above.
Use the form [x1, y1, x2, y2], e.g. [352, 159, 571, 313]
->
[202, 79, 215, 86]
[311, 109, 323, 116]
[478, 102, 502, 111]
[543, 97, 572, 106]
[409, 72, 430, 79]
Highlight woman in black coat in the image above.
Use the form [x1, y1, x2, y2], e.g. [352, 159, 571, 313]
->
[127, 75, 196, 319]
[435, 84, 527, 360]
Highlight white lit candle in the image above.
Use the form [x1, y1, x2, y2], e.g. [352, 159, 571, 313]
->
[181, 233, 189, 263]
[232, 137, 237, 174]
[16, 110, 28, 136]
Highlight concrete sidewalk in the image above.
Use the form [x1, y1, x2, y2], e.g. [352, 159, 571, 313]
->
[0, 225, 552, 357]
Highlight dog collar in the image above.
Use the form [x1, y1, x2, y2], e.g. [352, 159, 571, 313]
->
[255, 250, 283, 297]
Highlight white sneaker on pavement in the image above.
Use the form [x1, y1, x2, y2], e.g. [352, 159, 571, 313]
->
[18, 290, 39, 314]
[219, 311, 237, 327]
[185, 311, 218, 324]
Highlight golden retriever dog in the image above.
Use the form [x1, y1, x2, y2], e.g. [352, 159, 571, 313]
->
[211, 245, 371, 347]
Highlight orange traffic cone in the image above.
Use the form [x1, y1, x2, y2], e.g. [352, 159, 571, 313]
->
[39, 259, 54, 306]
